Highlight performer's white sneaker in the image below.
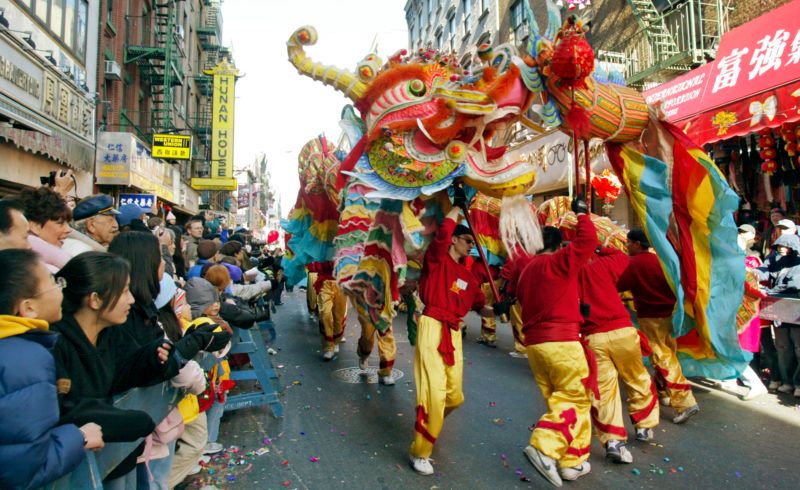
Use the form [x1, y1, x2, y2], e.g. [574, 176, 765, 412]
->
[322, 351, 334, 361]
[523, 445, 562, 487]
[409, 455, 434, 476]
[672, 404, 700, 424]
[605, 440, 633, 464]
[333, 344, 340, 354]
[635, 428, 654, 442]
[559, 462, 591, 481]
[379, 374, 395, 386]
[358, 357, 369, 370]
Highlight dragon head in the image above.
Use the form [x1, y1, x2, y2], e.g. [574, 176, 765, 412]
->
[288, 26, 540, 199]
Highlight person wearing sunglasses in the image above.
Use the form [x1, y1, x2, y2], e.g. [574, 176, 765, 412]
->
[0, 249, 104, 489]
[408, 202, 499, 477]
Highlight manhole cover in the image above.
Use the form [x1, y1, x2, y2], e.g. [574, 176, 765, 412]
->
[331, 367, 405, 384]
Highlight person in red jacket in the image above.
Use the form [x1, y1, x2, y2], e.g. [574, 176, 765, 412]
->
[408, 204, 498, 476]
[515, 198, 597, 487]
[617, 229, 699, 424]
[579, 246, 659, 465]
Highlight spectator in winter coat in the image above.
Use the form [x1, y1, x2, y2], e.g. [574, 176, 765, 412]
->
[18, 186, 73, 272]
[0, 249, 103, 489]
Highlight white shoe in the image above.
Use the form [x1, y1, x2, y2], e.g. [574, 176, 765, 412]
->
[659, 395, 671, 407]
[606, 440, 633, 464]
[559, 462, 591, 481]
[768, 380, 781, 390]
[777, 383, 794, 393]
[203, 442, 223, 455]
[635, 428, 654, 442]
[334, 344, 340, 354]
[409, 455, 434, 476]
[523, 445, 562, 487]
[322, 350, 334, 361]
[794, 387, 800, 398]
[359, 357, 369, 370]
[741, 384, 768, 401]
[672, 404, 700, 424]
[509, 351, 528, 359]
[379, 374, 395, 386]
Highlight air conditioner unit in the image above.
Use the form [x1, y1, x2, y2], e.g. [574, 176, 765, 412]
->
[175, 25, 185, 40]
[104, 60, 122, 80]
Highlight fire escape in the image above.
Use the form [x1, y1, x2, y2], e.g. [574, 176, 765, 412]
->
[124, 1, 186, 136]
[597, 0, 728, 87]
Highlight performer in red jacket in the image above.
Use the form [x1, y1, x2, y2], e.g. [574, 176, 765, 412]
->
[617, 229, 699, 424]
[579, 246, 659, 465]
[514, 198, 597, 487]
[409, 204, 498, 476]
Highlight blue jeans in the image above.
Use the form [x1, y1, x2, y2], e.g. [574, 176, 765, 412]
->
[143, 440, 176, 490]
[206, 398, 225, 443]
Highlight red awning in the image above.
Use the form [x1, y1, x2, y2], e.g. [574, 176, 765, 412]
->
[644, 0, 800, 145]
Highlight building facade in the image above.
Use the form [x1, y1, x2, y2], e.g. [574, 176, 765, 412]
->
[94, 0, 237, 221]
[0, 0, 100, 196]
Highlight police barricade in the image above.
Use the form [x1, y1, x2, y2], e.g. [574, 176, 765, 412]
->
[759, 295, 800, 324]
[44, 382, 182, 489]
[224, 325, 283, 417]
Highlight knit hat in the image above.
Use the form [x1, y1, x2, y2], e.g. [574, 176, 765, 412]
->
[197, 240, 219, 260]
[453, 224, 472, 237]
[166, 211, 176, 221]
[185, 277, 219, 318]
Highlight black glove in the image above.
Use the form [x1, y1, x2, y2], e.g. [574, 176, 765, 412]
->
[571, 196, 589, 215]
[174, 324, 232, 359]
[493, 299, 512, 317]
[452, 183, 468, 210]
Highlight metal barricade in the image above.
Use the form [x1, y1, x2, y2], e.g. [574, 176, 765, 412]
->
[759, 295, 800, 324]
[224, 326, 283, 417]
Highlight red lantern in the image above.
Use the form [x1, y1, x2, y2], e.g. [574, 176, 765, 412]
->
[761, 148, 777, 160]
[762, 160, 778, 174]
[785, 141, 797, 157]
[550, 16, 594, 89]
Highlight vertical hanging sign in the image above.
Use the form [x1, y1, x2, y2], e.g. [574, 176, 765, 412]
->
[192, 60, 240, 190]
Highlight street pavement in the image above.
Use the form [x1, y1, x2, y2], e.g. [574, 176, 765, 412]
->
[189, 289, 800, 489]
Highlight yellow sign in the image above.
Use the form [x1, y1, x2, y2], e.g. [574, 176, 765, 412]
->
[153, 134, 192, 160]
[192, 61, 240, 191]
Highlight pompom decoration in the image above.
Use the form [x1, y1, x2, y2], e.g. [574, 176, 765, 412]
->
[591, 169, 622, 215]
[758, 128, 777, 176]
[268, 230, 279, 244]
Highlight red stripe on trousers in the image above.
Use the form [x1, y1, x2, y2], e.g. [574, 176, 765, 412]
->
[590, 406, 628, 438]
[655, 366, 691, 391]
[630, 379, 658, 424]
[535, 408, 578, 445]
[379, 359, 395, 370]
[415, 405, 436, 444]
[566, 445, 591, 457]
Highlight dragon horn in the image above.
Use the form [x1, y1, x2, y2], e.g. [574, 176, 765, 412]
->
[287, 26, 368, 101]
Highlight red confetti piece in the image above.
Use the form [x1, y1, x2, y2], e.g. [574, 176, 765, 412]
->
[281, 459, 289, 466]
[282, 481, 291, 487]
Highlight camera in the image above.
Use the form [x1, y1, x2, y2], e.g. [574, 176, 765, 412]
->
[40, 170, 66, 187]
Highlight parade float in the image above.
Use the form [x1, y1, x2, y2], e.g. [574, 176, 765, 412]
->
[282, 1, 748, 378]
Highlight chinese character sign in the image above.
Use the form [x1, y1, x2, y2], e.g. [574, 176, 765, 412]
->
[152, 134, 192, 160]
[119, 194, 156, 212]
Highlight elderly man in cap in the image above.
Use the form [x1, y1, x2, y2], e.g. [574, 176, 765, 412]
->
[62, 194, 120, 256]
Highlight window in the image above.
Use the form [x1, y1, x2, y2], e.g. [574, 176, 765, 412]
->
[436, 31, 442, 49]
[462, 0, 471, 35]
[418, 9, 424, 31]
[511, 0, 523, 29]
[15, 0, 89, 61]
[480, 0, 488, 12]
[107, 0, 113, 24]
[447, 11, 455, 35]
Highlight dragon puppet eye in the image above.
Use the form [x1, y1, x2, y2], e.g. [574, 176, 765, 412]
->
[408, 79, 427, 97]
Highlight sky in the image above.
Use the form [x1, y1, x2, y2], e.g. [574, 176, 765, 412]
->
[222, 0, 410, 218]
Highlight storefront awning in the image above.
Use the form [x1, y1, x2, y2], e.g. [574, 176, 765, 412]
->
[644, 0, 800, 145]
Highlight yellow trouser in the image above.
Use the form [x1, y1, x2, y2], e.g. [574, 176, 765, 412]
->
[318, 279, 347, 352]
[638, 317, 697, 411]
[585, 327, 659, 444]
[509, 302, 526, 353]
[356, 301, 397, 376]
[307, 272, 318, 314]
[480, 282, 498, 341]
[410, 315, 464, 458]
[527, 341, 592, 468]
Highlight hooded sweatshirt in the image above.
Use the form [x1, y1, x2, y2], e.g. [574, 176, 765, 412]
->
[756, 234, 800, 296]
[0, 315, 85, 489]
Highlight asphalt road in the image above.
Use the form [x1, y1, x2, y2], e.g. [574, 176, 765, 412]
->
[186, 289, 800, 490]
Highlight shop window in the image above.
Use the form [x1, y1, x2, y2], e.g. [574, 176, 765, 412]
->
[511, 0, 523, 29]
